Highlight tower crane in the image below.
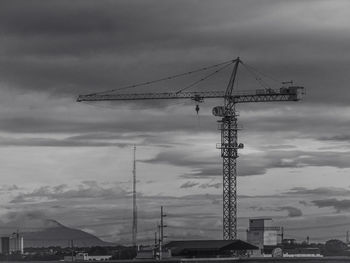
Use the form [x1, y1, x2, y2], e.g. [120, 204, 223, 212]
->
[77, 57, 304, 240]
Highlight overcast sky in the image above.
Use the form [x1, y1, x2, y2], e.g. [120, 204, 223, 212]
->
[1, 0, 350, 245]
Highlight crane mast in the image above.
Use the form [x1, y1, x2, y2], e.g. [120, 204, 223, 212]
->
[77, 58, 304, 240]
[221, 58, 240, 240]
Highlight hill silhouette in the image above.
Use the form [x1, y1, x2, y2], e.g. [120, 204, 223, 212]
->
[3, 219, 115, 248]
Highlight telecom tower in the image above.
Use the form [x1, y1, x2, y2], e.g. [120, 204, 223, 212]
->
[78, 58, 304, 240]
[132, 145, 137, 246]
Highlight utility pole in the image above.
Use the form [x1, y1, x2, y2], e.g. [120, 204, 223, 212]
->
[280, 227, 284, 243]
[346, 231, 349, 244]
[132, 145, 137, 247]
[154, 231, 158, 258]
[71, 240, 74, 261]
[158, 224, 162, 260]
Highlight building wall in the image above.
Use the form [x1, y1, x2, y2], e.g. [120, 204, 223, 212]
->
[249, 219, 265, 229]
[1, 237, 10, 254]
[247, 230, 264, 249]
[64, 254, 112, 261]
[263, 230, 278, 246]
[246, 218, 278, 249]
[9, 235, 23, 254]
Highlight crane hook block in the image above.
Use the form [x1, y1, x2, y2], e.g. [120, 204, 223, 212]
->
[195, 105, 200, 114]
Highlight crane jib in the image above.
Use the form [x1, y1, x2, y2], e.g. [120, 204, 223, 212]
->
[77, 86, 304, 103]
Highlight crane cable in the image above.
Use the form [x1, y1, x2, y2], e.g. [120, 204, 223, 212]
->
[240, 62, 271, 89]
[240, 61, 281, 90]
[87, 59, 237, 96]
[175, 61, 234, 94]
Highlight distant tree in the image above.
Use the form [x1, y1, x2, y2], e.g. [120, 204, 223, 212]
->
[324, 239, 348, 256]
[111, 246, 137, 259]
[87, 246, 109, 255]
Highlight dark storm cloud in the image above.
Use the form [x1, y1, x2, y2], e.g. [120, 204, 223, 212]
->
[240, 149, 350, 175]
[180, 181, 199, 189]
[0, 0, 349, 105]
[0, 0, 240, 95]
[0, 185, 19, 192]
[239, 104, 350, 137]
[10, 181, 128, 203]
[142, 150, 223, 178]
[312, 198, 350, 212]
[286, 187, 350, 197]
[0, 136, 129, 147]
[0, 107, 215, 134]
[142, 150, 218, 170]
[0, 0, 349, 144]
[145, 147, 350, 178]
[199, 183, 221, 189]
[0, 210, 53, 230]
[318, 135, 350, 142]
[252, 205, 303, 217]
[276, 206, 302, 217]
[0, 131, 174, 148]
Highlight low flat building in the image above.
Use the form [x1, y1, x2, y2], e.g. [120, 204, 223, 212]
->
[165, 240, 258, 258]
[283, 248, 323, 258]
[64, 253, 112, 261]
[136, 247, 155, 259]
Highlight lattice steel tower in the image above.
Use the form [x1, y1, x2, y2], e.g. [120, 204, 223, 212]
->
[132, 145, 137, 246]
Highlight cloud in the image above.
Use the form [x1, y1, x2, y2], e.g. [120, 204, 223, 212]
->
[276, 206, 303, 217]
[141, 150, 221, 177]
[142, 146, 350, 178]
[299, 201, 309, 206]
[286, 187, 350, 197]
[0, 0, 349, 105]
[180, 181, 199, 189]
[312, 198, 350, 212]
[318, 135, 350, 142]
[0, 185, 19, 192]
[10, 181, 128, 203]
[0, 136, 130, 147]
[199, 183, 221, 189]
[0, 210, 63, 233]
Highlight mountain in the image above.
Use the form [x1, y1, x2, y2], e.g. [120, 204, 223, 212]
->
[19, 219, 115, 248]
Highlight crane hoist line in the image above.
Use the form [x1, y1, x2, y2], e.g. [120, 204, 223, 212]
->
[77, 57, 305, 240]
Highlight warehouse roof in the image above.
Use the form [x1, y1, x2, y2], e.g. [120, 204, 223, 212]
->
[165, 239, 258, 251]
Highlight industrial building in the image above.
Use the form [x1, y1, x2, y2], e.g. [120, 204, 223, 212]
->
[246, 218, 280, 256]
[1, 237, 10, 254]
[64, 253, 112, 261]
[10, 233, 24, 254]
[0, 233, 24, 255]
[164, 240, 258, 258]
[283, 248, 322, 258]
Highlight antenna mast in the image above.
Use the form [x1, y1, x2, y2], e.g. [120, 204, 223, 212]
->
[132, 145, 137, 246]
